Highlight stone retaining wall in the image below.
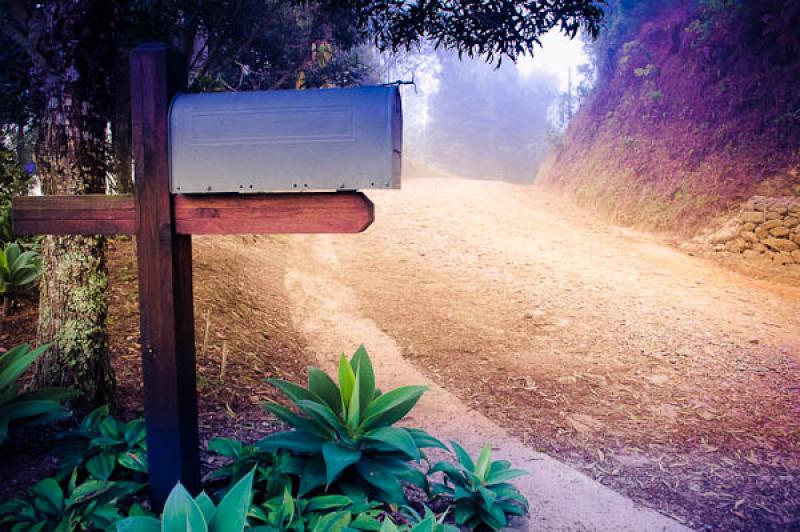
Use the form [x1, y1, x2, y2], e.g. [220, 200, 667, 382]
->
[711, 196, 800, 265]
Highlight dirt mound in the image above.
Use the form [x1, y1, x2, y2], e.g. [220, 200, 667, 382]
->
[537, 0, 800, 235]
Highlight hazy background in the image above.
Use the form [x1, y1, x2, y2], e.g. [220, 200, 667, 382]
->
[377, 32, 589, 183]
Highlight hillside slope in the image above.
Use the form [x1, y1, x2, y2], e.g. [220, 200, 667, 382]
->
[537, 0, 800, 235]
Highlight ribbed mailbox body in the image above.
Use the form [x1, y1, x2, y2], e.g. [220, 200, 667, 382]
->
[168, 86, 402, 193]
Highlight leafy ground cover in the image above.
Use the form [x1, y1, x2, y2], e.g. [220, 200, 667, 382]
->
[0, 347, 528, 531]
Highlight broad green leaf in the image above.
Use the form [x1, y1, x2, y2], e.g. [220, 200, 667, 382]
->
[474, 444, 492, 481]
[161, 483, 207, 532]
[428, 461, 464, 480]
[379, 519, 400, 532]
[207, 437, 242, 458]
[116, 516, 161, 532]
[298, 456, 327, 496]
[209, 468, 254, 532]
[0, 399, 65, 421]
[338, 355, 356, 409]
[307, 367, 342, 415]
[486, 468, 526, 485]
[266, 378, 323, 405]
[86, 452, 117, 481]
[453, 504, 475, 526]
[364, 427, 420, 461]
[406, 428, 448, 450]
[4, 244, 20, 271]
[350, 345, 375, 414]
[123, 419, 147, 448]
[322, 442, 362, 486]
[346, 367, 361, 429]
[315, 510, 352, 531]
[355, 459, 406, 504]
[119, 450, 149, 473]
[265, 403, 331, 437]
[30, 478, 63, 515]
[360, 386, 427, 431]
[194, 491, 217, 523]
[0, 344, 47, 390]
[450, 441, 475, 471]
[478, 485, 497, 509]
[0, 344, 30, 373]
[66, 479, 112, 507]
[295, 400, 345, 434]
[15, 387, 79, 403]
[306, 494, 352, 512]
[258, 430, 325, 454]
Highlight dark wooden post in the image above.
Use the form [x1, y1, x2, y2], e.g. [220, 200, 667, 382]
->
[130, 44, 200, 507]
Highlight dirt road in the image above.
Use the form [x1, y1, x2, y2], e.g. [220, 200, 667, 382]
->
[276, 176, 799, 530]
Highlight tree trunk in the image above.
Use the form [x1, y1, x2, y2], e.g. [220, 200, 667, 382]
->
[112, 55, 133, 194]
[32, 0, 115, 406]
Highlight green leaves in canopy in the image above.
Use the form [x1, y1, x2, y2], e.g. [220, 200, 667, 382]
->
[261, 346, 442, 504]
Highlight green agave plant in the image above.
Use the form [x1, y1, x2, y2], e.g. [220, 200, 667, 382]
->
[55, 405, 148, 482]
[0, 468, 142, 532]
[259, 346, 446, 504]
[430, 443, 528, 530]
[0, 242, 42, 314]
[0, 343, 78, 445]
[116, 468, 255, 532]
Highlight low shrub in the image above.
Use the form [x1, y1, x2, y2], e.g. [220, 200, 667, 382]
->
[0, 469, 142, 531]
[0, 343, 77, 445]
[430, 443, 528, 529]
[258, 346, 446, 504]
[0, 345, 530, 531]
[0, 242, 42, 315]
[55, 405, 148, 482]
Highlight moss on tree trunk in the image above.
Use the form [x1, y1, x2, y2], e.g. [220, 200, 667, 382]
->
[31, 0, 116, 406]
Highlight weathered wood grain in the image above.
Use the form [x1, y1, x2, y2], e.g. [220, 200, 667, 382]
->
[131, 44, 201, 508]
[174, 192, 374, 234]
[12, 195, 135, 235]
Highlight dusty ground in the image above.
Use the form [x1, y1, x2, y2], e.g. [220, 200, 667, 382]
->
[4, 175, 799, 530]
[277, 176, 800, 531]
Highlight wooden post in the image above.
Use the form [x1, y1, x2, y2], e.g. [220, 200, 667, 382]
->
[10, 42, 376, 510]
[130, 44, 200, 507]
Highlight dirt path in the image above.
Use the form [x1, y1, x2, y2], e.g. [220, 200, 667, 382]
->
[272, 176, 799, 531]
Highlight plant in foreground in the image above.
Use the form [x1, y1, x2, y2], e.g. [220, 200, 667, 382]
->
[0, 469, 142, 531]
[0, 343, 77, 445]
[259, 346, 446, 504]
[0, 242, 42, 315]
[250, 487, 384, 531]
[206, 437, 292, 504]
[430, 443, 528, 530]
[116, 468, 255, 532]
[55, 405, 148, 482]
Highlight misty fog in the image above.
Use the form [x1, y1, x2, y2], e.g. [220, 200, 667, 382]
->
[381, 36, 586, 184]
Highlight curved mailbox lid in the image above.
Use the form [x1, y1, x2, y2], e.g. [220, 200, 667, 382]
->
[169, 85, 402, 193]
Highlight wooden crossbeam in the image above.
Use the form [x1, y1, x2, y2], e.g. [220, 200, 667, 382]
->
[12, 192, 374, 236]
[174, 192, 374, 234]
[12, 195, 136, 235]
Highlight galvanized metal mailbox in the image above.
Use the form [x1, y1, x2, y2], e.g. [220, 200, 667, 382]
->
[169, 85, 402, 193]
